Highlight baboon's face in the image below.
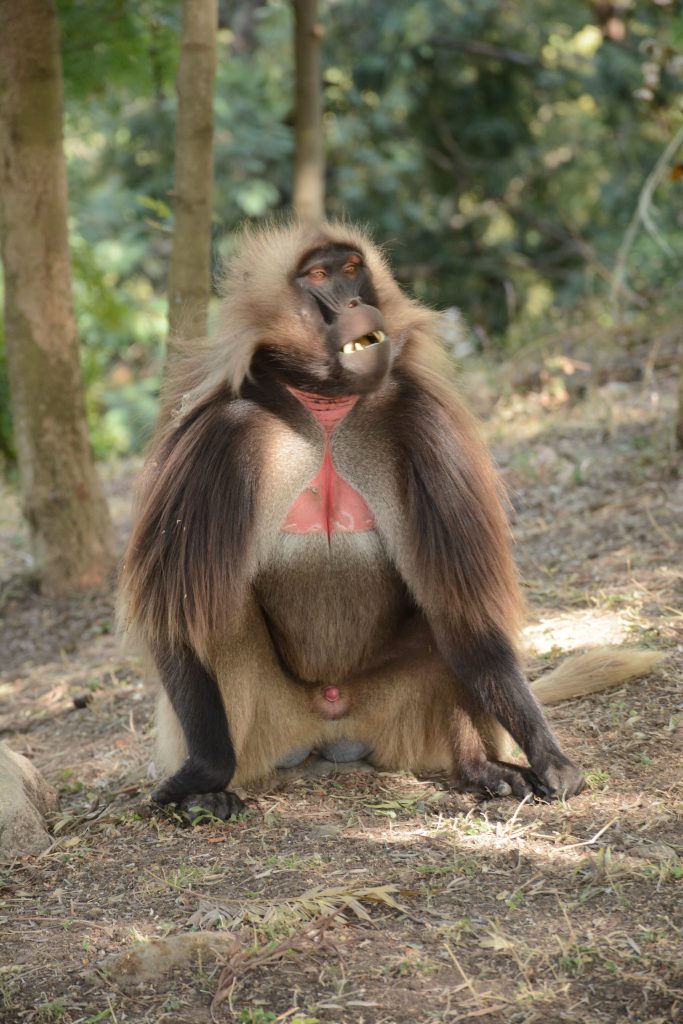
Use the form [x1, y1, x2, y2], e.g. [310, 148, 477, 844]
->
[294, 244, 391, 393]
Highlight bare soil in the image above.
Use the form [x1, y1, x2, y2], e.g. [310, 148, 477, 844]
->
[1, 359, 681, 1024]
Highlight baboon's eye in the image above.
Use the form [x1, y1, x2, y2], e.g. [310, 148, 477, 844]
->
[343, 254, 363, 276]
[307, 267, 328, 283]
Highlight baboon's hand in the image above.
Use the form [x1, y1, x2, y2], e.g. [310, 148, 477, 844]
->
[151, 759, 244, 822]
[535, 756, 585, 800]
[176, 790, 246, 823]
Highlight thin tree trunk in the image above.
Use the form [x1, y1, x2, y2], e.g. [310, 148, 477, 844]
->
[167, 0, 218, 339]
[676, 348, 683, 450]
[0, 0, 115, 595]
[292, 0, 325, 225]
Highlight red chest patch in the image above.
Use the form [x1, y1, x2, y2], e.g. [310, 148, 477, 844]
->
[282, 387, 375, 536]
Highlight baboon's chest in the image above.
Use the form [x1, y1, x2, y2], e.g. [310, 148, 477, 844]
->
[255, 387, 408, 682]
[281, 387, 375, 536]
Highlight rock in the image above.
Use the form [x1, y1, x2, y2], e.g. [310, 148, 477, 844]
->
[0, 743, 59, 859]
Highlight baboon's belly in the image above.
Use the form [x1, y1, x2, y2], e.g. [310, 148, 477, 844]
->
[254, 531, 410, 684]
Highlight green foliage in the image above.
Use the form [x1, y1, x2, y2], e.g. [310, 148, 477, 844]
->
[1, 0, 680, 461]
[59, 0, 180, 101]
[71, 232, 166, 456]
[322, 0, 683, 333]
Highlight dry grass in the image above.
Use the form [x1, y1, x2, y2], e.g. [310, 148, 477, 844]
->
[0, 357, 681, 1024]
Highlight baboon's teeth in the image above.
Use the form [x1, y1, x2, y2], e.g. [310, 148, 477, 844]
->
[340, 330, 387, 355]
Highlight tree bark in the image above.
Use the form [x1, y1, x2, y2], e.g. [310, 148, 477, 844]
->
[0, 0, 115, 595]
[676, 348, 683, 450]
[292, 0, 325, 225]
[167, 0, 218, 339]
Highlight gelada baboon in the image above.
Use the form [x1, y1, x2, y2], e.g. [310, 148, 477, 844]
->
[120, 222, 659, 819]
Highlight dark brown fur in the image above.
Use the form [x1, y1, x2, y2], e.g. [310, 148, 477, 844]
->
[121, 221, 589, 816]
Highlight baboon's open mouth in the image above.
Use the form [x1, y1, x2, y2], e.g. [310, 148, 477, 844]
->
[339, 330, 386, 354]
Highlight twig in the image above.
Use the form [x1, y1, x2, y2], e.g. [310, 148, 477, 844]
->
[7, 915, 113, 929]
[612, 122, 683, 314]
[644, 499, 677, 548]
[431, 38, 540, 68]
[558, 816, 618, 851]
[507, 792, 533, 828]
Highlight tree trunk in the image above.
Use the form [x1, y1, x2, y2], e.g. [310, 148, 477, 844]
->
[167, 0, 218, 339]
[0, 0, 115, 595]
[677, 347, 683, 450]
[292, 0, 325, 225]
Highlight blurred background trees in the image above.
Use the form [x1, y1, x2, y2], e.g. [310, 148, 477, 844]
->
[292, 0, 325, 224]
[167, 0, 218, 338]
[0, 0, 115, 593]
[1, 0, 682, 462]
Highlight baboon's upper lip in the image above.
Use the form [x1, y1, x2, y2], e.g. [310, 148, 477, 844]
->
[339, 330, 386, 355]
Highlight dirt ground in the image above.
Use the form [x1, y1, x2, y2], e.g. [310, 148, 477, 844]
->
[1, 354, 681, 1024]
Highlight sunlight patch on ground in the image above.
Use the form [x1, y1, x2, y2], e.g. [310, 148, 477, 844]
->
[352, 818, 596, 862]
[523, 608, 627, 656]
[352, 809, 677, 873]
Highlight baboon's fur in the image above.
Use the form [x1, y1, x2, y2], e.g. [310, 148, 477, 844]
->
[121, 222, 660, 804]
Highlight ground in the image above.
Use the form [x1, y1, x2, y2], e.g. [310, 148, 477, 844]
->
[0, 353, 681, 1024]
